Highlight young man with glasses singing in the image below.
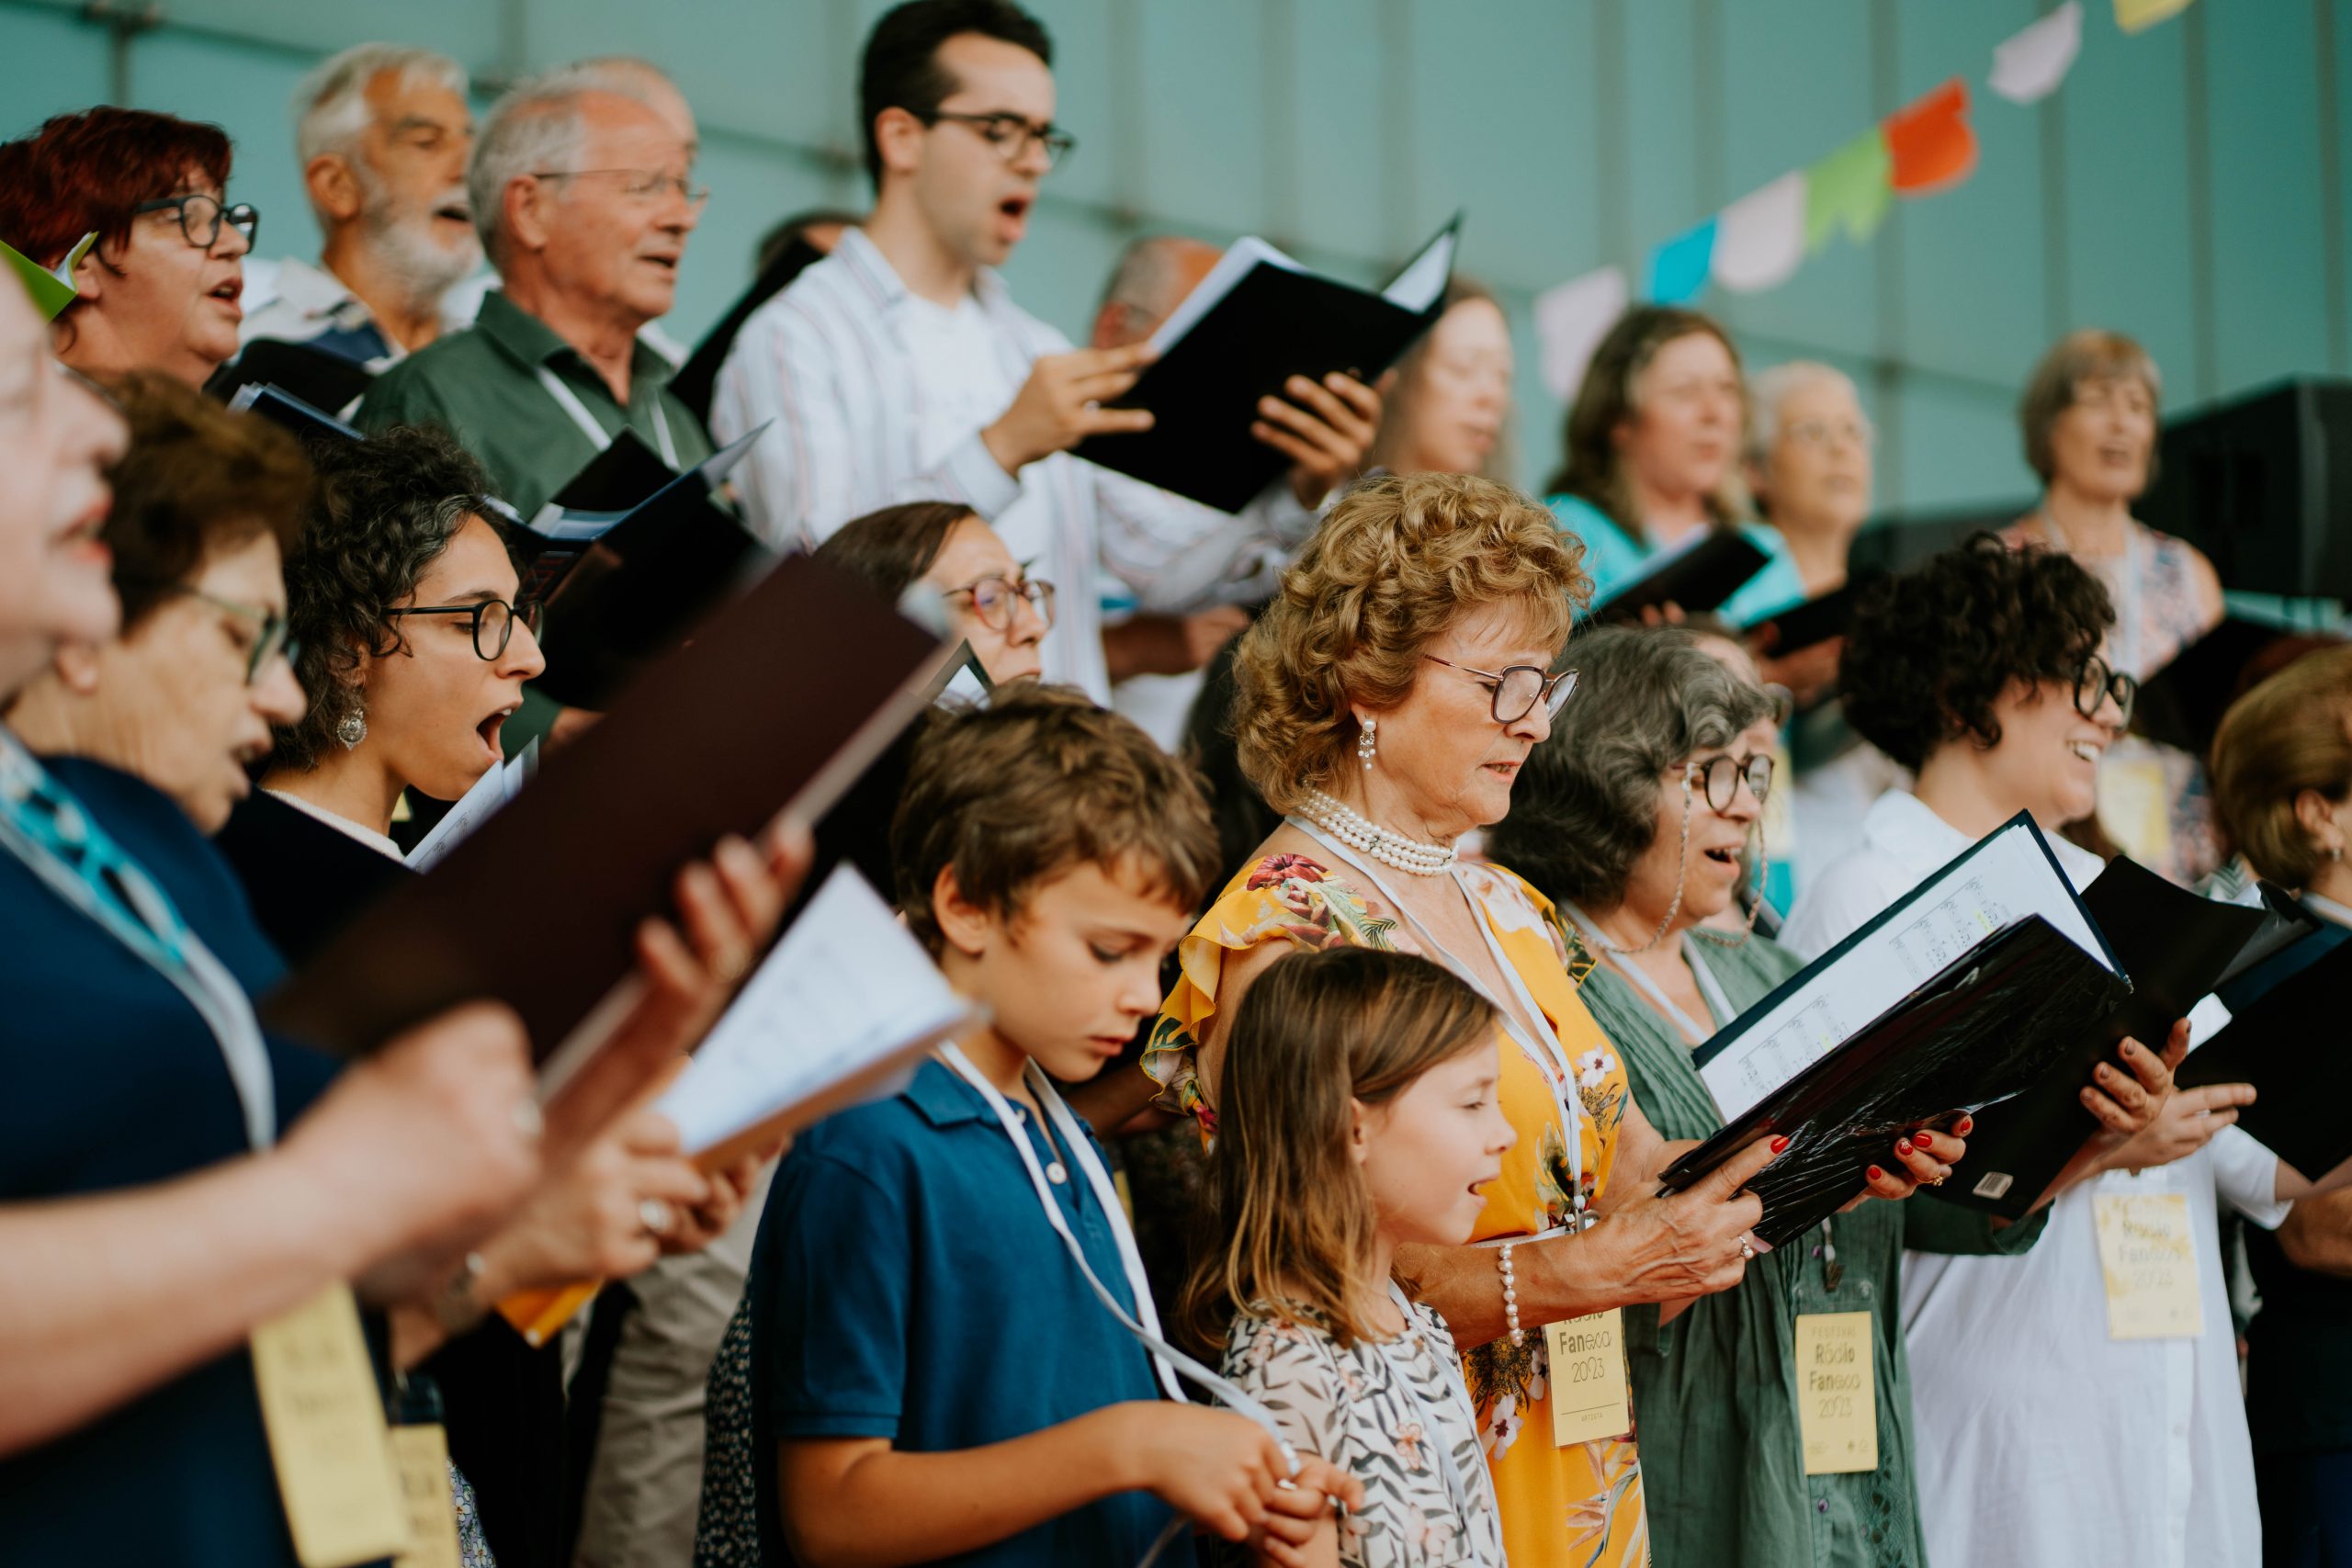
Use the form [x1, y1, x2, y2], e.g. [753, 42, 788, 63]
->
[711, 0, 1383, 703]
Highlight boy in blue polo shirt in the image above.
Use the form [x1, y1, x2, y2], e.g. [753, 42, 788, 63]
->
[744, 686, 1352, 1566]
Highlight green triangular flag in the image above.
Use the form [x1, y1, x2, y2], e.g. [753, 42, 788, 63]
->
[4, 231, 95, 321]
[1803, 130, 1892, 254]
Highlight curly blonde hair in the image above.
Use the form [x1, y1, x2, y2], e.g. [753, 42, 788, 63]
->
[1231, 471, 1589, 814]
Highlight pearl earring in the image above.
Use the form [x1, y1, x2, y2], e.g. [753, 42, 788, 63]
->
[1358, 718, 1376, 771]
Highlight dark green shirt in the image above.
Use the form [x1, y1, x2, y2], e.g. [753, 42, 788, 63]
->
[354, 289, 713, 516]
[1578, 932, 2046, 1568]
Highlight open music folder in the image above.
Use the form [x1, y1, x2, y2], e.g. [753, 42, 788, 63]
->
[1658, 813, 2129, 1246]
[1589, 529, 1771, 624]
[1072, 217, 1460, 513]
[262, 551, 959, 1066]
[2178, 923, 2352, 1183]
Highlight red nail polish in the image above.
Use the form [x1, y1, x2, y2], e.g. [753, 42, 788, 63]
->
[1770, 1135, 1791, 1154]
[1867, 1166, 1884, 1182]
[1914, 1131, 1933, 1151]
[1896, 1139, 1914, 1156]
[1955, 1115, 1973, 1134]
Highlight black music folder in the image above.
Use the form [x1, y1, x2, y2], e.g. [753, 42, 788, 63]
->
[209, 337, 376, 417]
[263, 551, 958, 1063]
[1590, 530, 1772, 624]
[2177, 925, 2352, 1181]
[1659, 813, 2127, 1245]
[2132, 615, 2341, 759]
[1743, 572, 1877, 654]
[225, 382, 364, 450]
[667, 233, 831, 426]
[1928, 860, 2320, 1218]
[1073, 217, 1461, 513]
[495, 427, 772, 710]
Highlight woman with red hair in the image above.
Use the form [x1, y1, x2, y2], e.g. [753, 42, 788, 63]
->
[0, 107, 255, 385]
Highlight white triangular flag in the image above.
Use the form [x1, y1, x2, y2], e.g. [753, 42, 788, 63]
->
[1710, 172, 1807, 294]
[1988, 2, 2082, 105]
[1533, 266, 1628, 402]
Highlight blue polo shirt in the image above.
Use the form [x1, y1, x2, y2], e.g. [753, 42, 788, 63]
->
[746, 1057, 1174, 1566]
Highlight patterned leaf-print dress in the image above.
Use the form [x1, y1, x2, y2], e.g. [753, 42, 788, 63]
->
[1146, 852, 1650, 1568]
[1222, 1299, 1505, 1568]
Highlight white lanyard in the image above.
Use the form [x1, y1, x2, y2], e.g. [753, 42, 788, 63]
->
[1373, 1281, 1478, 1523]
[934, 1043, 1290, 1435]
[1285, 818, 1587, 1208]
[0, 743, 276, 1150]
[1559, 904, 1734, 1047]
[536, 365, 679, 469]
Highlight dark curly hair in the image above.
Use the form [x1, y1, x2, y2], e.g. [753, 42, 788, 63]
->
[275, 424, 493, 771]
[1840, 534, 2114, 773]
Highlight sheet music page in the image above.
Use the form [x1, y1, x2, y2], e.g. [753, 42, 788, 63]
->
[1381, 226, 1457, 311]
[1148, 236, 1305, 354]
[654, 865, 970, 1154]
[405, 740, 537, 872]
[1700, 822, 2110, 1120]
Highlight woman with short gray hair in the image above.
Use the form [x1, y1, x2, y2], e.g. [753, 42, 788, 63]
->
[1486, 625, 1982, 1568]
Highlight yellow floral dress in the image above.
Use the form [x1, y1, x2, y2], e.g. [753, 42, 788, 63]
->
[1144, 849, 1649, 1568]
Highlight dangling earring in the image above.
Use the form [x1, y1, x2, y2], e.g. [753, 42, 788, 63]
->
[1358, 718, 1377, 772]
[336, 697, 368, 751]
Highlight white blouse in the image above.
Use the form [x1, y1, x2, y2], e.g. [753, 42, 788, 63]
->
[1784, 789, 2288, 1568]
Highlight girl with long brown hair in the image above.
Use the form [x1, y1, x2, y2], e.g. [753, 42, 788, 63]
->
[1190, 947, 1516, 1568]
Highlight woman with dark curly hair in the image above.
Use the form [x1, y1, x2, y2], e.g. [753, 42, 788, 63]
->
[1784, 534, 2301, 1568]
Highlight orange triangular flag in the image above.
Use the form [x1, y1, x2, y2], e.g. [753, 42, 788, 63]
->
[1883, 77, 1977, 195]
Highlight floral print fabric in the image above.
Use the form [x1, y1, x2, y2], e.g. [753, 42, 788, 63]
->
[1222, 1299, 1504, 1568]
[1148, 850, 1651, 1566]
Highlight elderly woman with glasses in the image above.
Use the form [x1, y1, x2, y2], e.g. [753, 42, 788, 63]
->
[1485, 626, 1974, 1568]
[1109, 471, 1802, 1568]
[0, 107, 259, 387]
[1781, 535, 2325, 1568]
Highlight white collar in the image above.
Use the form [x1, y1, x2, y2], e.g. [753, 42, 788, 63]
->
[1861, 788, 2105, 891]
[833, 226, 1017, 320]
[261, 255, 367, 323]
[263, 786, 403, 863]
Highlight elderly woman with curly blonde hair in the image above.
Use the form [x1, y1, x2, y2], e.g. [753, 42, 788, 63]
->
[1128, 471, 1788, 1567]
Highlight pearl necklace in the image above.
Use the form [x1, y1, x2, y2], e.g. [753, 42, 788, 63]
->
[1301, 790, 1459, 876]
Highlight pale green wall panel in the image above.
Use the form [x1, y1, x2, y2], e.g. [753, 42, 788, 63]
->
[1137, 0, 1270, 237]
[515, 0, 831, 152]
[1893, 375, 2030, 514]
[2205, 0, 2329, 398]
[1287, 0, 1391, 266]
[128, 29, 314, 269]
[0, 6, 109, 140]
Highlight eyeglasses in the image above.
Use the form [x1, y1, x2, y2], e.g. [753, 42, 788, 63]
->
[1423, 655, 1580, 724]
[1685, 752, 1775, 811]
[387, 597, 544, 660]
[2073, 653, 2138, 726]
[920, 111, 1078, 169]
[530, 168, 711, 211]
[944, 574, 1057, 633]
[143, 583, 297, 685]
[131, 193, 259, 253]
[1784, 417, 1875, 451]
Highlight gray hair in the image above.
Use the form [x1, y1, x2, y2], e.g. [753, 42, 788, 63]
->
[292, 43, 467, 179]
[468, 65, 670, 268]
[1097, 234, 1219, 335]
[1486, 626, 1770, 908]
[1745, 358, 1865, 468]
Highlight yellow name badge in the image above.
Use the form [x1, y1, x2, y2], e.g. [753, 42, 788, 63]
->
[1794, 1312, 1879, 1474]
[1546, 1309, 1631, 1446]
[248, 1283, 412, 1568]
[2092, 1191, 2204, 1340]
[390, 1424, 464, 1568]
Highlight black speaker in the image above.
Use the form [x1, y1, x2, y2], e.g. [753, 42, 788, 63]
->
[2138, 378, 2352, 601]
[1847, 503, 2030, 577]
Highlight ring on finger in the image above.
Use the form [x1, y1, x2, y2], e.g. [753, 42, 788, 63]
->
[1736, 1235, 1757, 1261]
[639, 1197, 674, 1236]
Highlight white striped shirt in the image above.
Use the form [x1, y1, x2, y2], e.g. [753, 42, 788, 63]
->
[709, 228, 1314, 701]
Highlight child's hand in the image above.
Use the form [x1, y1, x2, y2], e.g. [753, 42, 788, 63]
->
[1118, 1403, 1292, 1542]
[1252, 1454, 1362, 1567]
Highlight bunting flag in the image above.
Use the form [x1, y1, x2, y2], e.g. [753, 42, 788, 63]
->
[2115, 0, 2196, 36]
[1646, 217, 1717, 306]
[1711, 171, 1807, 293]
[3, 231, 93, 321]
[1534, 265, 1629, 400]
[1803, 128, 1894, 254]
[1989, 1, 2083, 104]
[1883, 78, 1978, 194]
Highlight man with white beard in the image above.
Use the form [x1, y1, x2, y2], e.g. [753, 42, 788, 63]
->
[240, 43, 481, 366]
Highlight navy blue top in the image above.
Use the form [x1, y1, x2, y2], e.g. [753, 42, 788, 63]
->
[747, 1057, 1175, 1566]
[0, 757, 340, 1568]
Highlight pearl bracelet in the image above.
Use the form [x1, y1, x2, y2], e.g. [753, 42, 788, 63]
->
[1498, 1241, 1522, 1346]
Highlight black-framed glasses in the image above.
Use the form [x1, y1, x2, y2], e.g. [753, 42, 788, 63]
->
[2073, 654, 2138, 726]
[944, 574, 1057, 633]
[141, 583, 297, 685]
[529, 167, 711, 210]
[919, 110, 1077, 169]
[131, 193, 259, 252]
[1685, 752, 1775, 811]
[1423, 655, 1579, 724]
[387, 597, 544, 660]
